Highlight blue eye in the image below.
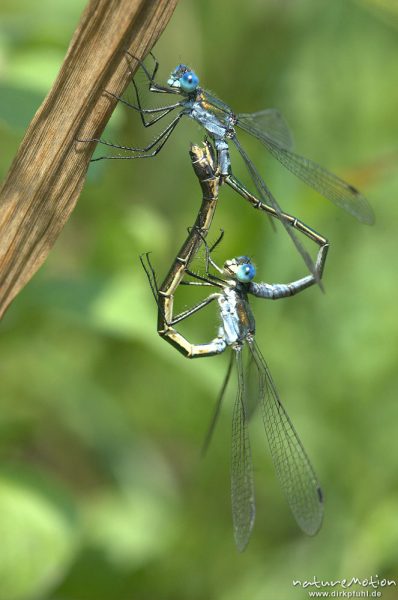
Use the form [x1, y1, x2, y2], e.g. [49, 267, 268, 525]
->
[236, 263, 256, 283]
[180, 71, 199, 92]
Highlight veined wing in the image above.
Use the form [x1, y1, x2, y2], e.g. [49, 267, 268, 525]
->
[201, 352, 234, 456]
[236, 118, 374, 224]
[231, 136, 319, 281]
[237, 110, 294, 150]
[231, 347, 256, 552]
[202, 90, 235, 115]
[248, 338, 323, 535]
[204, 94, 294, 150]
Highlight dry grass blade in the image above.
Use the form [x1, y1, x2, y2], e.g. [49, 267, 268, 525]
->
[0, 0, 179, 318]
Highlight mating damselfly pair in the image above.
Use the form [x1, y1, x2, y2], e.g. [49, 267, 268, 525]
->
[79, 54, 373, 549]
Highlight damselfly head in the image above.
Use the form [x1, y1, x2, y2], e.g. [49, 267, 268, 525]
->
[224, 257, 256, 283]
[167, 65, 199, 93]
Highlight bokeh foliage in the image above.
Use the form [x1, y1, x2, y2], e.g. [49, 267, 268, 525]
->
[1, 1, 398, 599]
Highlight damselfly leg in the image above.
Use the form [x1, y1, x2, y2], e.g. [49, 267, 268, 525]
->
[103, 53, 182, 127]
[81, 112, 183, 162]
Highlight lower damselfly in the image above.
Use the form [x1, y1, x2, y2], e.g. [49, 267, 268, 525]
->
[80, 52, 372, 278]
[141, 142, 328, 550]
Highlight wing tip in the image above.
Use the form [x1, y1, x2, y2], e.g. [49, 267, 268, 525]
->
[233, 508, 256, 552]
[360, 210, 376, 226]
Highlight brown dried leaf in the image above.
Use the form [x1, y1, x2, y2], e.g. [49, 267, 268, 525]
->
[0, 0, 179, 318]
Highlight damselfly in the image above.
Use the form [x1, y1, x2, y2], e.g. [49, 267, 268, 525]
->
[81, 53, 372, 276]
[141, 143, 329, 550]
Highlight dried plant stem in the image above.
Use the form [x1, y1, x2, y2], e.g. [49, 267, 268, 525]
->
[0, 0, 179, 318]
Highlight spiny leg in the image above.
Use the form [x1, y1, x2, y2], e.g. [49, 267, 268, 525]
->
[126, 50, 180, 96]
[103, 89, 182, 127]
[131, 68, 181, 127]
[87, 112, 182, 161]
[122, 52, 183, 126]
[139, 252, 167, 321]
[184, 268, 226, 288]
[126, 50, 158, 90]
[76, 53, 182, 154]
[205, 230, 225, 275]
[141, 252, 212, 327]
[168, 293, 220, 326]
[187, 227, 226, 283]
[140, 253, 219, 326]
[140, 252, 159, 298]
[210, 229, 225, 253]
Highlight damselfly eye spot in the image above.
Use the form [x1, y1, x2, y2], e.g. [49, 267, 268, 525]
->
[180, 70, 199, 93]
[236, 263, 256, 283]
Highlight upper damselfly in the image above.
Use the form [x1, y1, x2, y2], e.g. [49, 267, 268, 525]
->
[80, 53, 373, 277]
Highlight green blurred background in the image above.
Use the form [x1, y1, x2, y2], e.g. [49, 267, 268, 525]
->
[1, 1, 398, 598]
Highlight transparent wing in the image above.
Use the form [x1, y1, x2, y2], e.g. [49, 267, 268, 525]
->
[204, 94, 294, 150]
[243, 343, 262, 420]
[237, 109, 294, 150]
[201, 351, 234, 456]
[236, 117, 374, 224]
[231, 136, 319, 281]
[248, 338, 324, 535]
[231, 348, 256, 552]
[203, 90, 236, 115]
